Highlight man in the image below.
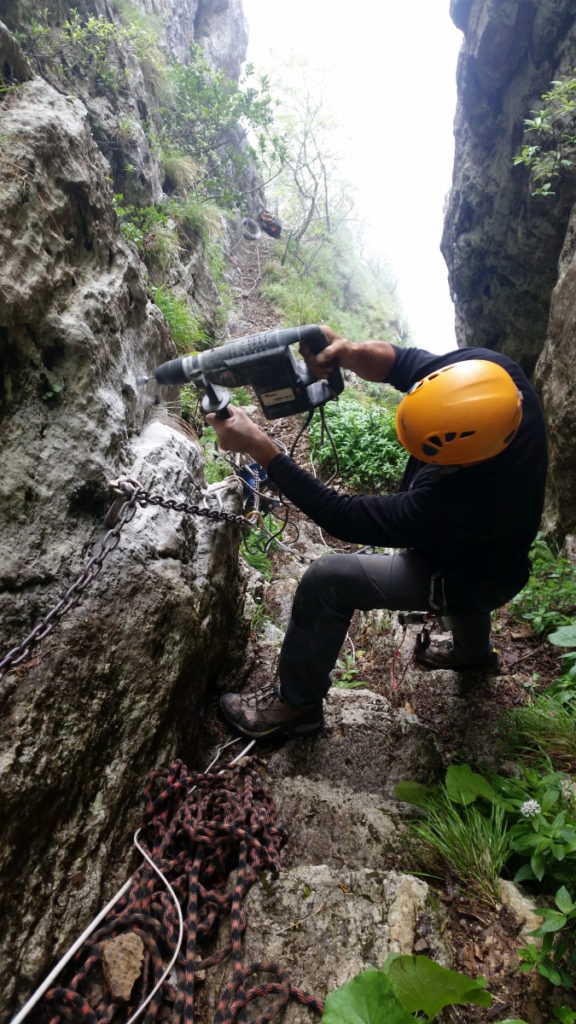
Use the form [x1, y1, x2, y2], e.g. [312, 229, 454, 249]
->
[206, 328, 548, 741]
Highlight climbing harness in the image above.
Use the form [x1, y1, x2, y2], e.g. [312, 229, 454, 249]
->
[18, 752, 324, 1024]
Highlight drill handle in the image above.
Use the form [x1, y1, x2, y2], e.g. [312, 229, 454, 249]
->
[201, 380, 231, 418]
[298, 325, 344, 397]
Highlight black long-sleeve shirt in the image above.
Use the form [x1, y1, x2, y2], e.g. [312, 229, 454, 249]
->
[267, 345, 548, 605]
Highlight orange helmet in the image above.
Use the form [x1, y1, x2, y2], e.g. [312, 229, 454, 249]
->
[395, 359, 523, 465]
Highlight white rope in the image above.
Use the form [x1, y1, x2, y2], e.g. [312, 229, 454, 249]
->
[124, 828, 184, 1024]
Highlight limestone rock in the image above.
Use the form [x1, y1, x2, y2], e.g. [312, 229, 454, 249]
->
[199, 688, 448, 1020]
[442, 0, 576, 373]
[498, 880, 542, 942]
[195, 0, 248, 79]
[267, 688, 443, 807]
[0, 50, 248, 1020]
[0, 18, 33, 83]
[101, 931, 145, 1002]
[534, 202, 576, 537]
[202, 865, 436, 1022]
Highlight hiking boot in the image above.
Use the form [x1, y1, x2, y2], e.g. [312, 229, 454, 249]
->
[220, 683, 324, 740]
[415, 643, 500, 674]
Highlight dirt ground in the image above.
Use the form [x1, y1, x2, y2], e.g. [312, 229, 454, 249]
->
[211, 235, 574, 1024]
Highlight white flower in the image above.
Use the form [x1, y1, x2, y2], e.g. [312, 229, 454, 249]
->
[520, 799, 541, 818]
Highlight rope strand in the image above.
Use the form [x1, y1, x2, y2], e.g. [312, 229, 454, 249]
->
[38, 757, 323, 1023]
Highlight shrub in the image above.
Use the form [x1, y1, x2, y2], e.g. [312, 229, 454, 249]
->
[514, 72, 576, 195]
[508, 533, 576, 636]
[307, 388, 408, 491]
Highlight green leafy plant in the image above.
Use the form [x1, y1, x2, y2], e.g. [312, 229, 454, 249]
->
[395, 750, 576, 1000]
[514, 73, 576, 195]
[307, 389, 408, 492]
[228, 387, 253, 408]
[518, 885, 576, 987]
[548, 621, 576, 683]
[114, 190, 225, 287]
[553, 1007, 576, 1024]
[40, 377, 63, 403]
[113, 195, 173, 250]
[322, 955, 491, 1023]
[397, 761, 576, 901]
[28, 8, 162, 96]
[201, 451, 231, 485]
[63, 9, 125, 91]
[508, 789, 576, 888]
[333, 650, 369, 689]
[160, 47, 284, 205]
[448, 761, 576, 892]
[508, 533, 576, 636]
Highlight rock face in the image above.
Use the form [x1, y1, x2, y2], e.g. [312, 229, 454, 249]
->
[4, 0, 576, 1015]
[442, 0, 576, 375]
[203, 689, 449, 1023]
[196, 0, 248, 78]
[534, 209, 576, 537]
[135, 0, 248, 73]
[444, 0, 576, 540]
[0, 15, 251, 1016]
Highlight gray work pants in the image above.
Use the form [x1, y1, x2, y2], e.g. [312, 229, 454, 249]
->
[278, 552, 493, 707]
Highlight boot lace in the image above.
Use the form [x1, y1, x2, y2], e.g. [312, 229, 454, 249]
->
[246, 682, 283, 708]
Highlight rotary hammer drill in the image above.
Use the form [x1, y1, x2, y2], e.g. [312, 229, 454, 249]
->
[139, 324, 344, 419]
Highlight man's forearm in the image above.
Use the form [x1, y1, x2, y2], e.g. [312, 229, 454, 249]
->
[313, 333, 397, 383]
[343, 340, 397, 381]
[244, 433, 281, 469]
[205, 406, 281, 469]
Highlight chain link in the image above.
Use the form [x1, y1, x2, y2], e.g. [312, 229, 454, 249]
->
[0, 477, 251, 684]
[134, 485, 252, 529]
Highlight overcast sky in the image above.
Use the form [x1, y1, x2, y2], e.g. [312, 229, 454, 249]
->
[241, 0, 463, 354]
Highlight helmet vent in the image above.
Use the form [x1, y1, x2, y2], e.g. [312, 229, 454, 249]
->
[421, 428, 478, 459]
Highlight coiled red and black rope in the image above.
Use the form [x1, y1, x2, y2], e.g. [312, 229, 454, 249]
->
[40, 757, 324, 1023]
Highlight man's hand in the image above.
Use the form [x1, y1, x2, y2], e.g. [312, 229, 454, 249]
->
[301, 325, 397, 383]
[205, 406, 279, 468]
[300, 326, 357, 378]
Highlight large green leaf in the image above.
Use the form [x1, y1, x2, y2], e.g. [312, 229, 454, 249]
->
[393, 780, 435, 809]
[322, 967, 414, 1024]
[445, 764, 499, 806]
[548, 624, 576, 647]
[384, 955, 492, 1020]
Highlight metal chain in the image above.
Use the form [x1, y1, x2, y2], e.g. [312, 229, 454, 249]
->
[0, 477, 251, 684]
[132, 482, 252, 529]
